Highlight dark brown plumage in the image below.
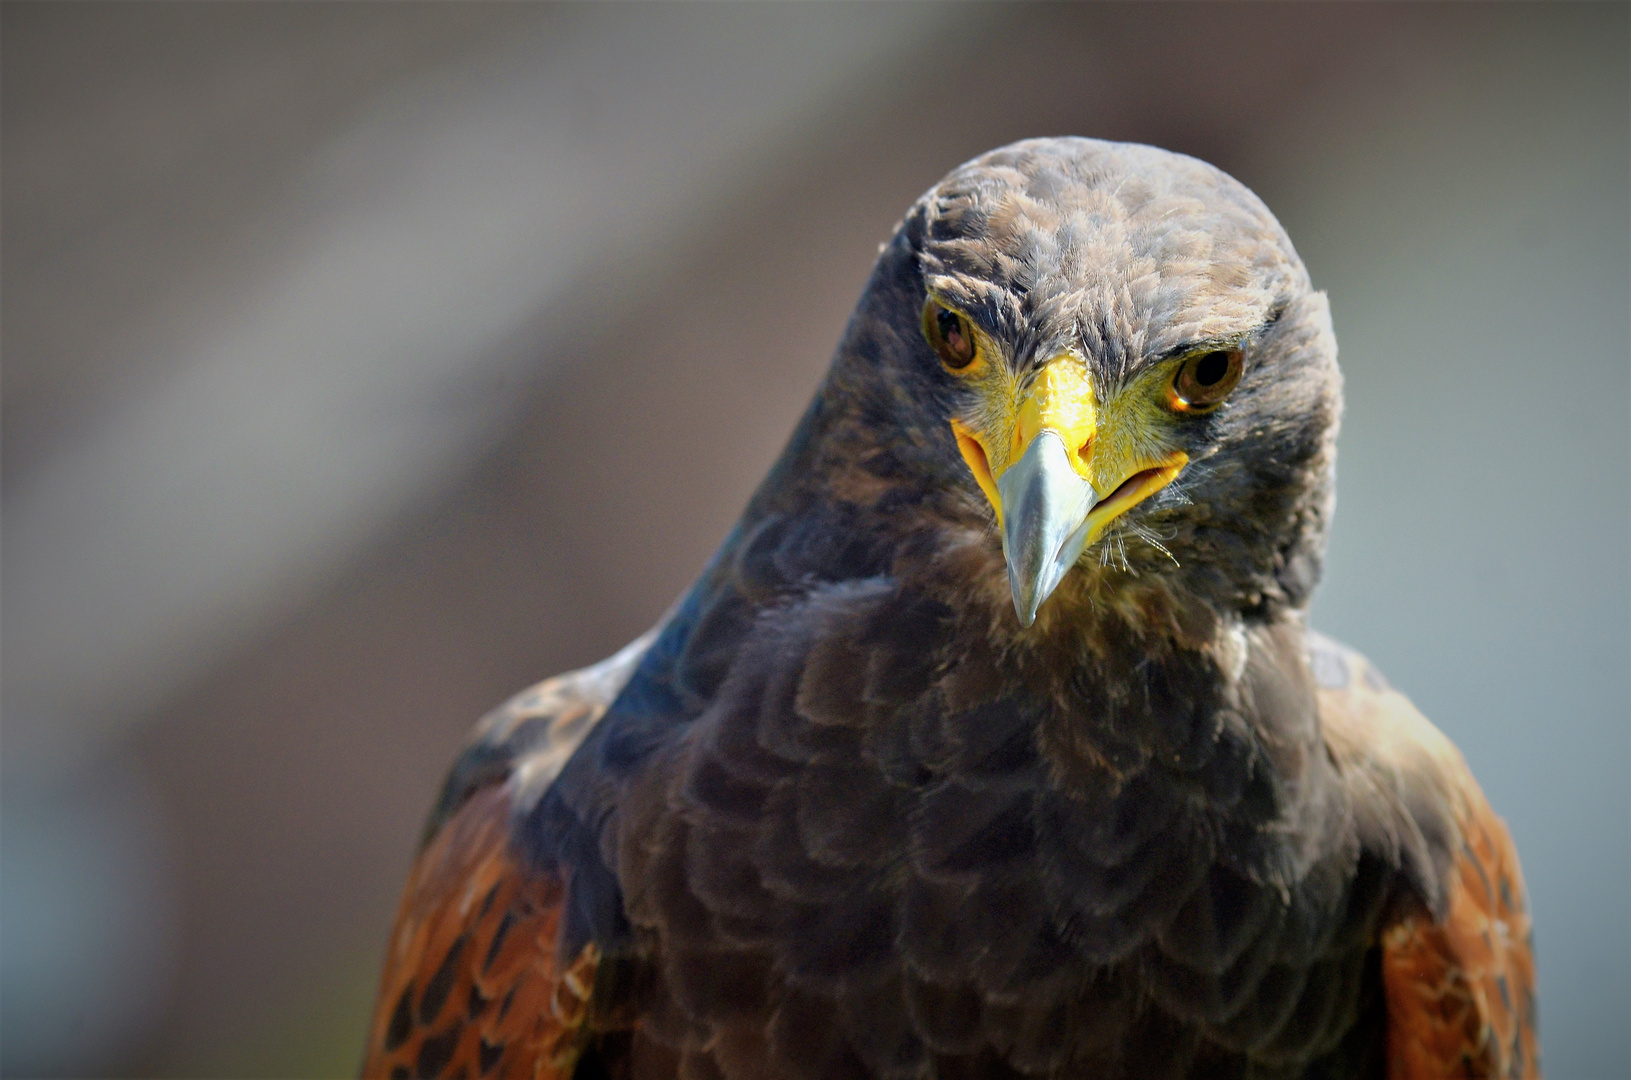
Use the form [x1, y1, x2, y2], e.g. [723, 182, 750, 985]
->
[363, 138, 1537, 1079]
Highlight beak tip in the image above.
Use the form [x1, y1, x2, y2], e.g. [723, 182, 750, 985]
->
[1005, 565, 1040, 628]
[1009, 573, 1055, 629]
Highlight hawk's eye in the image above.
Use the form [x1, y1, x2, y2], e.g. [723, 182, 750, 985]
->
[923, 300, 980, 372]
[1170, 348, 1243, 412]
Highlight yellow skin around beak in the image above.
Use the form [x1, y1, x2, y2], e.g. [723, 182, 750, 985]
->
[950, 354, 1188, 622]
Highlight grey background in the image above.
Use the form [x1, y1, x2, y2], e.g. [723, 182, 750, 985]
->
[3, 4, 1626, 1076]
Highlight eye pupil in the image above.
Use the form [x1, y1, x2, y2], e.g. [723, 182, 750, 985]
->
[1195, 351, 1229, 386]
[929, 304, 976, 369]
[1171, 347, 1242, 412]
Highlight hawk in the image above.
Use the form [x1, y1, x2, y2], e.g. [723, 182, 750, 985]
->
[362, 138, 1538, 1079]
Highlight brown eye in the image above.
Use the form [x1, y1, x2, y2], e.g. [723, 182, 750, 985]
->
[1170, 348, 1244, 411]
[923, 300, 979, 371]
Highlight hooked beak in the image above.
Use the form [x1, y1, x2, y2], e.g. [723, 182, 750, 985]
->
[951, 357, 1188, 626]
[997, 431, 1098, 626]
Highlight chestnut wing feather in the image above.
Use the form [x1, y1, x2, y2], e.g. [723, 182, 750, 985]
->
[1380, 781, 1538, 1078]
[362, 784, 598, 1080]
[1314, 636, 1539, 1079]
[363, 627, 661, 1079]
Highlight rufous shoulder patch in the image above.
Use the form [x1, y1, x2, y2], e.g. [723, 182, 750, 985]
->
[1381, 780, 1539, 1079]
[1311, 637, 1539, 1078]
[362, 785, 598, 1079]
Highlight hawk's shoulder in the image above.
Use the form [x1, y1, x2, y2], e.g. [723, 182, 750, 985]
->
[428, 625, 662, 840]
[1308, 631, 1540, 1079]
[361, 625, 661, 1079]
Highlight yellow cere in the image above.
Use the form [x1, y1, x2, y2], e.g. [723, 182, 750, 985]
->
[947, 325, 1191, 544]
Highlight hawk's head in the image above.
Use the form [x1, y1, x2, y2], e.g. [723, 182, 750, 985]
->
[793, 138, 1341, 634]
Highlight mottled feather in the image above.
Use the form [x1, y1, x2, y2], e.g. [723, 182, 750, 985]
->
[363, 630, 659, 1079]
[1315, 638, 1538, 1078]
[362, 784, 594, 1079]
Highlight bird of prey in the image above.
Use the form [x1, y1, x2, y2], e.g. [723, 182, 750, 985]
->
[362, 138, 1538, 1079]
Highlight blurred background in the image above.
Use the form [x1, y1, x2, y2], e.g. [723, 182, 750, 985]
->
[2, 3, 1625, 1076]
